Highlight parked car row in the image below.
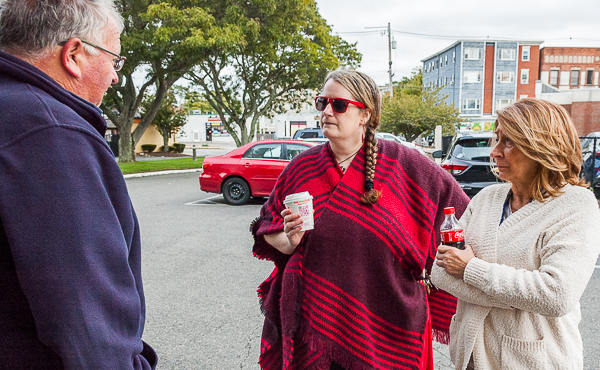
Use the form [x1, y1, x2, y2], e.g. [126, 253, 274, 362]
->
[374, 132, 427, 156]
[199, 129, 433, 205]
[199, 129, 600, 205]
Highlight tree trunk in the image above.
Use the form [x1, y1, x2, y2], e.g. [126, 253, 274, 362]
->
[163, 128, 169, 152]
[118, 128, 135, 162]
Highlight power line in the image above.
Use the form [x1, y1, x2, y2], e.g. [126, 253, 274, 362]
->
[334, 29, 600, 42]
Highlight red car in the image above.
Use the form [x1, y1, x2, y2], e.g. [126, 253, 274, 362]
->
[200, 140, 317, 205]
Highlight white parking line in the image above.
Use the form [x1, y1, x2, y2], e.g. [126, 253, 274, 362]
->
[185, 195, 223, 205]
[596, 266, 600, 269]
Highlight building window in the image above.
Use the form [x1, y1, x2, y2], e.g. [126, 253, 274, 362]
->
[550, 70, 559, 85]
[520, 69, 529, 84]
[453, 51, 456, 63]
[451, 74, 455, 84]
[522, 46, 530, 61]
[464, 48, 482, 60]
[496, 72, 515, 83]
[445, 55, 448, 66]
[496, 99, 513, 112]
[498, 49, 516, 60]
[464, 71, 482, 83]
[520, 95, 528, 99]
[463, 99, 480, 110]
[571, 70, 580, 86]
[587, 70, 594, 85]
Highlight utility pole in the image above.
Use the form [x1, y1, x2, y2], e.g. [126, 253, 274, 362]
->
[388, 22, 393, 98]
[365, 23, 395, 97]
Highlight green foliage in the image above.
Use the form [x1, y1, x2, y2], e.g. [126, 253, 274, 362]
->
[179, 87, 213, 113]
[102, 0, 245, 162]
[141, 144, 157, 152]
[186, 0, 362, 146]
[173, 143, 186, 153]
[380, 68, 463, 142]
[141, 89, 187, 151]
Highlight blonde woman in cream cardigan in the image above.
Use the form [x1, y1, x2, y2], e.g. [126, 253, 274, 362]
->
[431, 98, 600, 370]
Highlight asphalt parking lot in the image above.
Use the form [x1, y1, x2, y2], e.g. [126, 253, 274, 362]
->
[126, 172, 600, 369]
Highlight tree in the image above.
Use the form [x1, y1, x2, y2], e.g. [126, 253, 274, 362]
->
[180, 88, 213, 113]
[140, 89, 187, 152]
[186, 0, 361, 147]
[102, 0, 243, 162]
[380, 68, 462, 142]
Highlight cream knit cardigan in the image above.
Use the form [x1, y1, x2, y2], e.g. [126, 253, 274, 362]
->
[431, 183, 600, 370]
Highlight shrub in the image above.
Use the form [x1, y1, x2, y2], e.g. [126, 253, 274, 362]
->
[141, 144, 157, 153]
[161, 145, 176, 152]
[173, 143, 186, 153]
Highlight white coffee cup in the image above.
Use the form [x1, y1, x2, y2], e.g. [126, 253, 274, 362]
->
[283, 191, 314, 231]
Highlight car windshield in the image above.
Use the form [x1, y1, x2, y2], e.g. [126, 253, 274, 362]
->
[451, 138, 492, 161]
[300, 132, 320, 139]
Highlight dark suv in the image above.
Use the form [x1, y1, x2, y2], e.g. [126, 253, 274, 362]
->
[441, 131, 501, 196]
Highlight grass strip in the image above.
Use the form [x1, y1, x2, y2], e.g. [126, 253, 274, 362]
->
[118, 157, 205, 175]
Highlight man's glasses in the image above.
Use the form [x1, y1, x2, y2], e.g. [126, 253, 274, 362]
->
[314, 96, 366, 113]
[58, 39, 126, 72]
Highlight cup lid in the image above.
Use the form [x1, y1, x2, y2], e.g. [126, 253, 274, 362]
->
[283, 191, 313, 203]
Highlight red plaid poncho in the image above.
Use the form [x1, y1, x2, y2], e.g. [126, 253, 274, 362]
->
[252, 140, 469, 370]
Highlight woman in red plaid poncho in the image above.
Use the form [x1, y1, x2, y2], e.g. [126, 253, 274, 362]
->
[251, 69, 469, 370]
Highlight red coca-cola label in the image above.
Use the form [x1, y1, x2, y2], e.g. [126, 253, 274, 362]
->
[441, 229, 464, 243]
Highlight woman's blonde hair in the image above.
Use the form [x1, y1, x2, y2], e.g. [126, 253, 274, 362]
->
[324, 69, 382, 204]
[495, 98, 586, 201]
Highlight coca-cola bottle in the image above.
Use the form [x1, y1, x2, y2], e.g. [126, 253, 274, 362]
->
[440, 207, 465, 250]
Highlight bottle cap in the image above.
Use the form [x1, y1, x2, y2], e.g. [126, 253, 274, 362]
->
[443, 207, 455, 215]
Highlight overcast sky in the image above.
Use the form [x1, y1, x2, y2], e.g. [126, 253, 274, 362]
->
[316, 0, 600, 85]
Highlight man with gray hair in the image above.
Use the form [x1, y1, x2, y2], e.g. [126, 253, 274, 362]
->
[0, 1, 157, 368]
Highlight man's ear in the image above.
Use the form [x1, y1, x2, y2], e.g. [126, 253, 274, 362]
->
[60, 39, 85, 79]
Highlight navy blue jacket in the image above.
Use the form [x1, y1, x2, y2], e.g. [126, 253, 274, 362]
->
[0, 51, 157, 369]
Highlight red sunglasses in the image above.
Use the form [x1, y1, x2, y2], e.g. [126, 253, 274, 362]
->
[314, 96, 366, 113]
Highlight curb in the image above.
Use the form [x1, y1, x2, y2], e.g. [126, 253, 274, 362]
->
[123, 168, 202, 179]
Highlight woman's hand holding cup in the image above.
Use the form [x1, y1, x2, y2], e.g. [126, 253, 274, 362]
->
[281, 208, 305, 249]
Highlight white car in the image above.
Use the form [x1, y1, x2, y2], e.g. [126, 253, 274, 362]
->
[375, 132, 427, 156]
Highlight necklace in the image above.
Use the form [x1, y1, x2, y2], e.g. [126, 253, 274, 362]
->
[337, 147, 361, 172]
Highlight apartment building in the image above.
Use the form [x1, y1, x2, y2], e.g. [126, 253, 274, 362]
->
[539, 47, 600, 90]
[422, 40, 542, 124]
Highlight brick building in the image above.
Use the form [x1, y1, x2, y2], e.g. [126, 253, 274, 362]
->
[536, 81, 600, 136]
[539, 47, 600, 90]
[422, 40, 542, 127]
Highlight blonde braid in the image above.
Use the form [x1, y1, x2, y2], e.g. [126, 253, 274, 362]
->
[361, 125, 381, 204]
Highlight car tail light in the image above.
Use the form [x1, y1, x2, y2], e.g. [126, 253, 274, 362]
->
[441, 163, 468, 175]
[202, 162, 211, 170]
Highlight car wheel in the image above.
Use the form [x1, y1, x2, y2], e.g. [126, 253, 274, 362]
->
[222, 178, 251, 205]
